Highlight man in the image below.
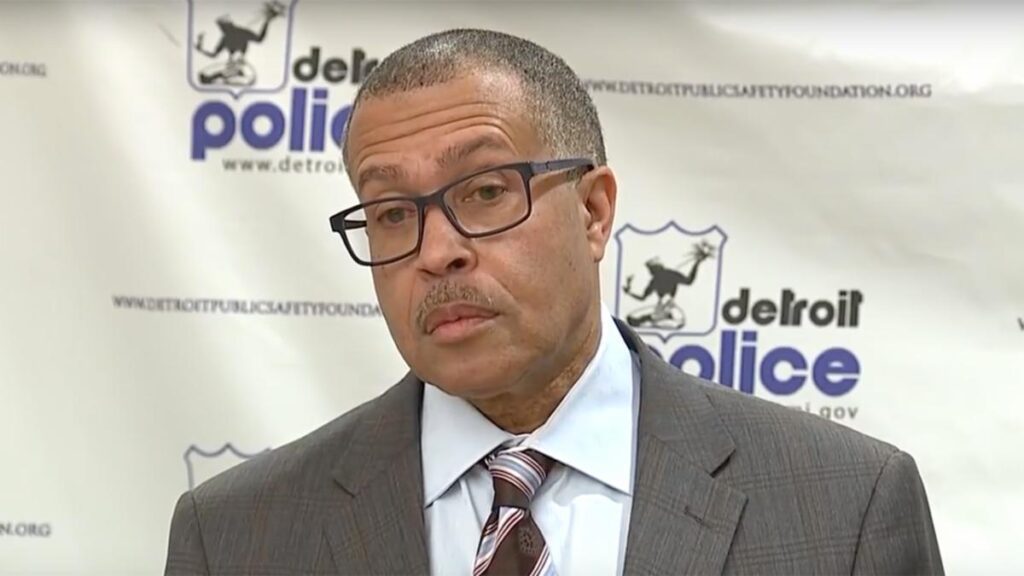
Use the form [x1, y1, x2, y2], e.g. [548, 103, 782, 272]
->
[165, 29, 943, 575]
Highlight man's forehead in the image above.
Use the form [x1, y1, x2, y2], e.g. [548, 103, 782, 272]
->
[347, 72, 537, 190]
[366, 66, 524, 109]
[353, 69, 529, 133]
[355, 133, 520, 191]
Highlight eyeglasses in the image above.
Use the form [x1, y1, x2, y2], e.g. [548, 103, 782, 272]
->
[329, 158, 594, 266]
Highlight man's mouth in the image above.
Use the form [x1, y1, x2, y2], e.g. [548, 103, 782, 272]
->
[423, 303, 498, 335]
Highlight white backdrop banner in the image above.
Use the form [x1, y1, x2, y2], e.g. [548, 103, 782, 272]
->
[1, 1, 1022, 574]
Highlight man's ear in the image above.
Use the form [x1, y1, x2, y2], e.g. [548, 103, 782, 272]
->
[578, 166, 618, 262]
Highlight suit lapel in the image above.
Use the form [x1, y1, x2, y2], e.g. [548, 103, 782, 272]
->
[618, 321, 748, 575]
[318, 321, 747, 574]
[324, 374, 430, 575]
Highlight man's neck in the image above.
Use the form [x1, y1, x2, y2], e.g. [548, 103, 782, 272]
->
[470, 310, 603, 434]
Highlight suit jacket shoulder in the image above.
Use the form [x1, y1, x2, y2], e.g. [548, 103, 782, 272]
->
[619, 319, 942, 575]
[190, 384, 381, 503]
[666, 371, 942, 574]
[696, 373, 898, 476]
[165, 374, 425, 575]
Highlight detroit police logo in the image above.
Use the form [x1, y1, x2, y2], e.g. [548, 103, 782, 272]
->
[187, 0, 297, 97]
[184, 443, 270, 490]
[613, 222, 727, 341]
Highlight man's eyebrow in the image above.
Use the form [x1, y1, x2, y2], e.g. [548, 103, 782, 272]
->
[436, 135, 513, 171]
[357, 163, 408, 191]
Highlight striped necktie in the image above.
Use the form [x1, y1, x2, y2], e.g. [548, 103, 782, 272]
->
[473, 447, 556, 576]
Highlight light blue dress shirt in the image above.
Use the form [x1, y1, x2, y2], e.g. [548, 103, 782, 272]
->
[420, 306, 640, 575]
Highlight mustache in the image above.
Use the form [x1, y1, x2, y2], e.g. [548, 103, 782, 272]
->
[415, 281, 496, 331]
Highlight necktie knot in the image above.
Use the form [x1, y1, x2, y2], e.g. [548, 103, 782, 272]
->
[485, 447, 554, 510]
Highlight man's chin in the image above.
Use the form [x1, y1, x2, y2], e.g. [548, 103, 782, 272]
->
[428, 368, 495, 397]
[409, 328, 520, 397]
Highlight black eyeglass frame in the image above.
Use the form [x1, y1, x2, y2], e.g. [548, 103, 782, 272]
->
[329, 158, 595, 267]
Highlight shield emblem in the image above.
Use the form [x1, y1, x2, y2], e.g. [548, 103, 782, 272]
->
[613, 222, 727, 341]
[184, 443, 270, 490]
[186, 0, 298, 98]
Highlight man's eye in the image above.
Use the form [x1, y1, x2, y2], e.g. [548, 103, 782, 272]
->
[378, 207, 413, 224]
[470, 185, 507, 202]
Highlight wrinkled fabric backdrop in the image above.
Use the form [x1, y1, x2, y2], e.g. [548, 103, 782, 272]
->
[1, 1, 1021, 574]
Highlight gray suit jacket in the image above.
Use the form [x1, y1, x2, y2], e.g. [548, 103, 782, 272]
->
[165, 321, 943, 575]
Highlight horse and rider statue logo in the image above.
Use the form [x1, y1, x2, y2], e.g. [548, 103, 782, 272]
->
[187, 0, 296, 96]
[614, 222, 727, 340]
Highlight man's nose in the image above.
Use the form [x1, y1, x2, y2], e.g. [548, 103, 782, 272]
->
[415, 205, 475, 275]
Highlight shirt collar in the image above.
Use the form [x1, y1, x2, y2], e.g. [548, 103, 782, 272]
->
[420, 304, 636, 506]
[420, 383, 513, 506]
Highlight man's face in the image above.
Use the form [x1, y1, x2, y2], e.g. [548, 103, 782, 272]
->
[344, 69, 615, 401]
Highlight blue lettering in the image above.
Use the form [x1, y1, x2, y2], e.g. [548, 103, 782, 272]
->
[240, 103, 286, 149]
[739, 331, 757, 394]
[812, 348, 860, 396]
[288, 88, 307, 151]
[718, 329, 736, 388]
[654, 330, 859, 397]
[192, 101, 235, 160]
[311, 88, 328, 151]
[760, 346, 807, 395]
[191, 89, 353, 160]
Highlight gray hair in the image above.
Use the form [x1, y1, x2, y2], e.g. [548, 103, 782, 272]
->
[341, 28, 606, 174]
